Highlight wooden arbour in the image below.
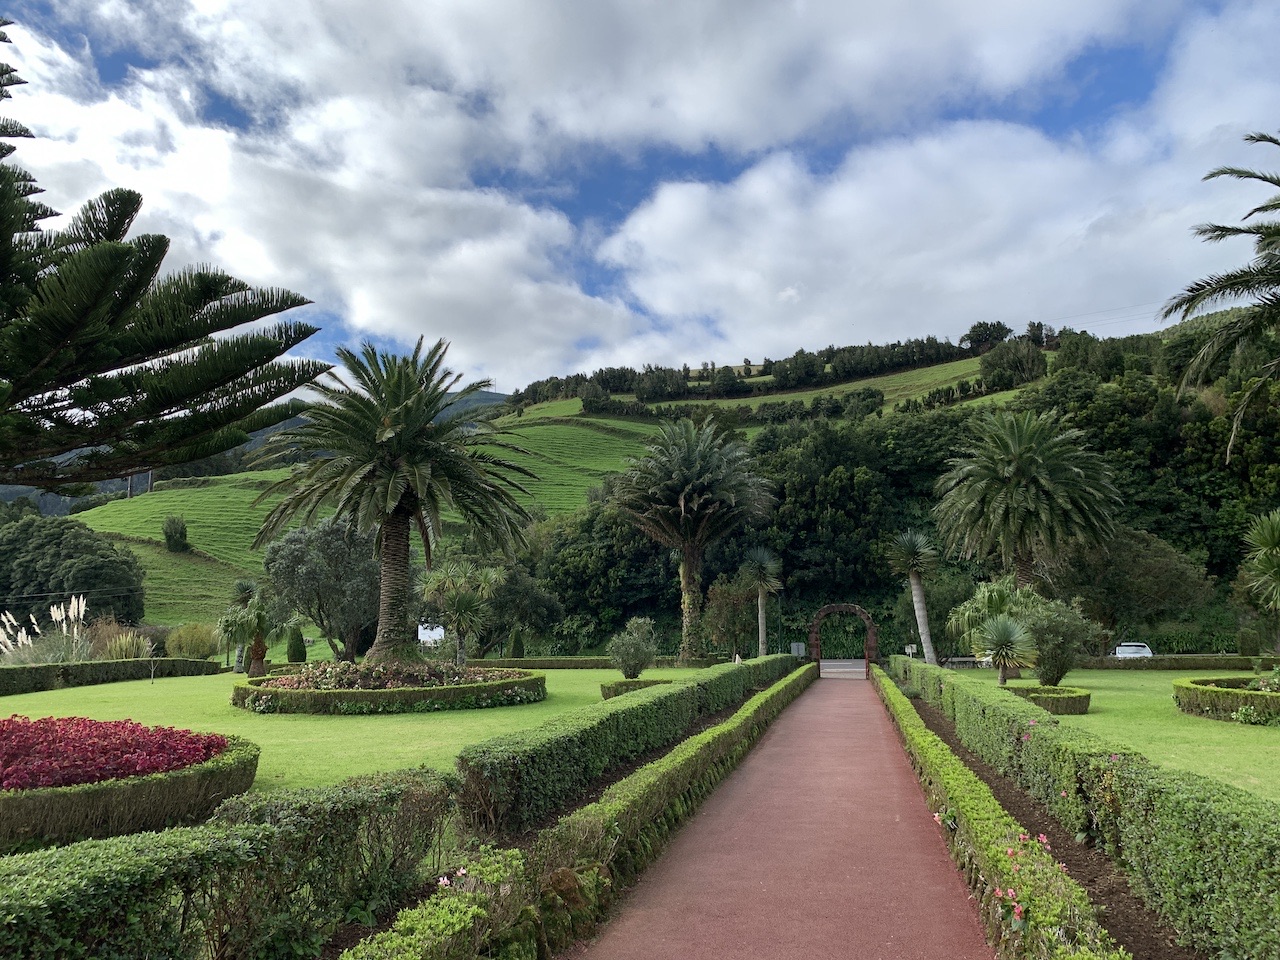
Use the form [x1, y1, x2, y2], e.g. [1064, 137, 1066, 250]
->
[807, 603, 879, 678]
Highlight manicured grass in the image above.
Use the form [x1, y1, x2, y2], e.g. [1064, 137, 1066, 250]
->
[976, 669, 1280, 801]
[113, 539, 246, 626]
[1, 667, 701, 792]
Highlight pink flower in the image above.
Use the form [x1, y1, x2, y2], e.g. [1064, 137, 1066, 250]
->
[1059, 863, 1068, 873]
[994, 888, 1004, 898]
[1013, 904, 1024, 919]
[457, 867, 467, 877]
[1029, 720, 1037, 726]
[934, 813, 942, 824]
[1012, 864, 1020, 873]
[1110, 753, 1120, 762]
[1021, 733, 1031, 741]
[1007, 889, 1017, 900]
[438, 876, 451, 887]
[1018, 833, 1029, 842]
[1060, 790, 1068, 797]
[1038, 834, 1049, 844]
[1007, 848, 1015, 856]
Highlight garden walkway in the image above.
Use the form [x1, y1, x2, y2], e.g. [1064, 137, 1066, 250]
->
[559, 676, 994, 960]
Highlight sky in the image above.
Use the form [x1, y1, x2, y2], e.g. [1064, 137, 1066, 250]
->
[6, 1, 1280, 392]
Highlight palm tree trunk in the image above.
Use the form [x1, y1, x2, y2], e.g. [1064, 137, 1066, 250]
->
[1015, 552, 1034, 589]
[908, 571, 938, 665]
[367, 506, 415, 663]
[757, 586, 768, 658]
[247, 631, 267, 678]
[679, 551, 703, 662]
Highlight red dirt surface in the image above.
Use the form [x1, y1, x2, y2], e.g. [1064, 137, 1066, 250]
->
[558, 678, 994, 960]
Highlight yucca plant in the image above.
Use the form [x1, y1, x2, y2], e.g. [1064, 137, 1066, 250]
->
[972, 614, 1037, 685]
[738, 547, 782, 658]
[886, 529, 940, 664]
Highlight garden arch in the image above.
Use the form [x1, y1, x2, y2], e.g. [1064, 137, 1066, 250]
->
[807, 603, 878, 678]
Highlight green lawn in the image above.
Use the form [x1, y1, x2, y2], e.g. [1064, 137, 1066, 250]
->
[2, 667, 700, 791]
[980, 669, 1280, 802]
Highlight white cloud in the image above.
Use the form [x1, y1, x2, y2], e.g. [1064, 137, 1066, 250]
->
[3, 0, 1277, 388]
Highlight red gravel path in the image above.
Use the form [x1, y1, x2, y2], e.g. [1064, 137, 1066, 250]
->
[560, 678, 994, 960]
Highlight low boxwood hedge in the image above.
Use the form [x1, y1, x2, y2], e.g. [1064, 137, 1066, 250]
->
[1008, 685, 1091, 715]
[0, 658, 220, 696]
[0, 734, 260, 854]
[231, 670, 546, 714]
[0, 767, 455, 960]
[1172, 676, 1280, 725]
[478, 656, 720, 669]
[872, 666, 1123, 960]
[456, 655, 797, 836]
[1077, 654, 1280, 670]
[343, 664, 818, 960]
[600, 678, 672, 699]
[887, 655, 1280, 960]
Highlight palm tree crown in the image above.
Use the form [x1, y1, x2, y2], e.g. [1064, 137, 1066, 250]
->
[254, 337, 533, 662]
[886, 529, 940, 664]
[933, 410, 1118, 587]
[611, 419, 773, 659]
[1161, 131, 1280, 456]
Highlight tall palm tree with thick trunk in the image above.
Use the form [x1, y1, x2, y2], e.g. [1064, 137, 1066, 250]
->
[886, 529, 939, 664]
[254, 338, 533, 663]
[1162, 131, 1280, 457]
[612, 419, 773, 661]
[933, 410, 1118, 588]
[738, 547, 782, 658]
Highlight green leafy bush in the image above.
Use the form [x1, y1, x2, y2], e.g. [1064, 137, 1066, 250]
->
[457, 655, 796, 835]
[871, 666, 1124, 960]
[0, 735, 259, 854]
[1008, 685, 1091, 715]
[286, 628, 307, 664]
[887, 656, 1280, 960]
[162, 515, 190, 552]
[165, 623, 219, 660]
[607, 616, 658, 679]
[1172, 676, 1280, 725]
[0, 768, 455, 960]
[600, 678, 672, 700]
[102, 632, 149, 660]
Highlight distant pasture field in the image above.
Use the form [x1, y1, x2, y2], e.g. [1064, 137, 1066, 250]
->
[2, 667, 701, 791]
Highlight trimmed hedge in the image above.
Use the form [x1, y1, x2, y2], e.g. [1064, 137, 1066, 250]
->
[231, 670, 547, 714]
[1172, 676, 1280, 725]
[456, 655, 797, 835]
[0, 658, 220, 696]
[0, 734, 260, 854]
[872, 666, 1123, 960]
[0, 768, 455, 960]
[479, 656, 720, 669]
[1008, 685, 1091, 715]
[1077, 654, 1280, 671]
[600, 678, 673, 700]
[887, 655, 1280, 960]
[345, 664, 818, 960]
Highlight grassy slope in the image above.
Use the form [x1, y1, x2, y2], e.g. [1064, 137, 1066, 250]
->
[984, 670, 1280, 802]
[2, 667, 700, 790]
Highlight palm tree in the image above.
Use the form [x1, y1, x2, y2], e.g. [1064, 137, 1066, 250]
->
[1161, 132, 1280, 457]
[611, 419, 773, 661]
[886, 529, 939, 664]
[422, 557, 502, 667]
[933, 410, 1118, 588]
[738, 547, 782, 659]
[253, 338, 533, 663]
[972, 614, 1036, 686]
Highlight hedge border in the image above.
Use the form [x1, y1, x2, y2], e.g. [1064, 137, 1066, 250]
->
[887, 655, 1280, 960]
[0, 658, 221, 697]
[1008, 685, 1091, 715]
[230, 670, 547, 715]
[0, 734, 259, 854]
[342, 664, 819, 960]
[1172, 676, 1280, 724]
[456, 655, 797, 835]
[0, 767, 455, 960]
[600, 678, 672, 700]
[480, 656, 720, 670]
[871, 666, 1123, 960]
[1077, 655, 1280, 671]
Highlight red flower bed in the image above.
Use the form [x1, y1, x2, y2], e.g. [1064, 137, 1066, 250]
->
[0, 715, 228, 791]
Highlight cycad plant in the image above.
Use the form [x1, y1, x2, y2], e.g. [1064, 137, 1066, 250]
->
[1243, 508, 1280, 626]
[934, 410, 1118, 587]
[254, 338, 533, 663]
[611, 419, 773, 661]
[738, 547, 782, 658]
[886, 529, 939, 664]
[1161, 132, 1280, 456]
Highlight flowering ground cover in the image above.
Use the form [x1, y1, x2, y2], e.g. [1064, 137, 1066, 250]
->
[259, 660, 525, 691]
[0, 715, 227, 790]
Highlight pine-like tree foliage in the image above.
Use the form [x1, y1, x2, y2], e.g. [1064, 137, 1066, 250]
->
[253, 337, 534, 662]
[611, 418, 773, 659]
[0, 36, 326, 487]
[1161, 131, 1280, 457]
[933, 410, 1119, 586]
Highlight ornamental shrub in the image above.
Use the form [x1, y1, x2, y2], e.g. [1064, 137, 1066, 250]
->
[608, 616, 658, 679]
[165, 622, 219, 660]
[102, 632, 149, 660]
[286, 627, 307, 664]
[162, 515, 190, 552]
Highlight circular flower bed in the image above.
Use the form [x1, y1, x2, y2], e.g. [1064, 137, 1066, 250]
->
[0, 715, 258, 852]
[231, 659, 547, 714]
[1173, 675, 1280, 726]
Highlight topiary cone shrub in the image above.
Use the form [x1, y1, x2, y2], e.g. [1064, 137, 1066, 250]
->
[608, 617, 658, 679]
